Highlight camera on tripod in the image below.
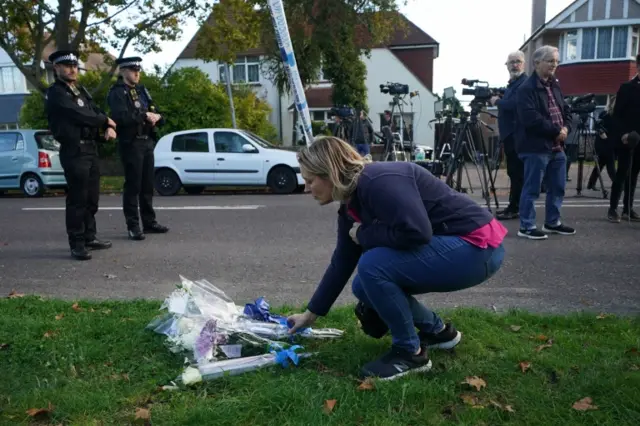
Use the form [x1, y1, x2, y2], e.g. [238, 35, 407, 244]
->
[567, 93, 597, 115]
[461, 78, 506, 106]
[328, 105, 356, 121]
[380, 82, 410, 96]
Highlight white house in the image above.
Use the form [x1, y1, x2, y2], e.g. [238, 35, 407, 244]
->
[169, 14, 440, 147]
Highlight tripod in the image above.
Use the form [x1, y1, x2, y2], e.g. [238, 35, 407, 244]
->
[567, 112, 608, 199]
[443, 103, 500, 212]
[387, 93, 415, 160]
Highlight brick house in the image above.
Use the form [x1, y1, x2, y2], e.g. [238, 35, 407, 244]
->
[170, 13, 440, 146]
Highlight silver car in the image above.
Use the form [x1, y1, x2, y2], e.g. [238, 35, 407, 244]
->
[0, 129, 67, 197]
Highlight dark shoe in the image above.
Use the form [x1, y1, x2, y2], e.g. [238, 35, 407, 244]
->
[419, 323, 462, 350]
[360, 346, 432, 381]
[144, 223, 169, 233]
[128, 228, 146, 241]
[354, 301, 388, 339]
[85, 239, 112, 250]
[542, 223, 576, 235]
[608, 209, 621, 223]
[70, 244, 92, 261]
[496, 208, 519, 220]
[517, 228, 548, 240]
[621, 210, 640, 222]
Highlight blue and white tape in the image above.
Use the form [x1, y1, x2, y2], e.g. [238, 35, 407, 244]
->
[267, 0, 315, 145]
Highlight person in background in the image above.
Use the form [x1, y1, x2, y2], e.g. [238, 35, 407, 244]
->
[490, 50, 527, 220]
[352, 109, 374, 157]
[287, 136, 506, 381]
[608, 57, 640, 222]
[587, 97, 617, 191]
[515, 45, 575, 240]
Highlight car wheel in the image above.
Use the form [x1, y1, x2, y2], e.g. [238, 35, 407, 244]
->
[184, 186, 205, 195]
[267, 166, 297, 194]
[155, 169, 181, 196]
[21, 173, 45, 198]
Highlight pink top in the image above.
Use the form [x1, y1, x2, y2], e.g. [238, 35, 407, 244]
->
[460, 218, 508, 249]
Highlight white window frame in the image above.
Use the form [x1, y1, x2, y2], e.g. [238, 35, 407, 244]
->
[218, 56, 261, 85]
[560, 25, 633, 64]
[0, 66, 27, 94]
[310, 109, 333, 122]
[630, 27, 639, 58]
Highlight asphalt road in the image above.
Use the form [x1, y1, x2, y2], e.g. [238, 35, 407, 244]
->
[1, 189, 639, 316]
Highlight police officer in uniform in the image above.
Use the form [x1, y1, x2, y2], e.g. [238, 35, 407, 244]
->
[107, 56, 169, 240]
[45, 50, 115, 260]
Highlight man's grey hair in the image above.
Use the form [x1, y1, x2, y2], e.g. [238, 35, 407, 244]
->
[532, 45, 559, 64]
[507, 51, 525, 62]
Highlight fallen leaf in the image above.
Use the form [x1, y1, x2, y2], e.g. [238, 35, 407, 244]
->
[71, 302, 82, 312]
[535, 339, 554, 352]
[519, 361, 531, 373]
[0, 343, 10, 350]
[70, 365, 78, 377]
[122, 373, 130, 382]
[536, 334, 548, 341]
[90, 308, 96, 312]
[323, 399, 337, 414]
[121, 318, 133, 322]
[490, 400, 516, 413]
[629, 364, 639, 371]
[7, 290, 24, 299]
[55, 313, 64, 320]
[43, 330, 57, 338]
[357, 378, 375, 391]
[596, 313, 609, 319]
[135, 407, 151, 420]
[627, 348, 639, 355]
[103, 309, 112, 315]
[572, 397, 598, 411]
[460, 393, 484, 408]
[104, 274, 116, 279]
[26, 402, 54, 418]
[461, 376, 487, 391]
[510, 325, 521, 332]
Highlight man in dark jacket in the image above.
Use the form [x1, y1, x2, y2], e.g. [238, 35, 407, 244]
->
[515, 45, 575, 240]
[608, 57, 640, 222]
[491, 51, 527, 220]
[107, 56, 169, 240]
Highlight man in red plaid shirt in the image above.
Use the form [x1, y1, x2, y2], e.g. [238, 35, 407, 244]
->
[514, 45, 576, 240]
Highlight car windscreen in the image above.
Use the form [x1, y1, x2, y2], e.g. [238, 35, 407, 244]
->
[35, 132, 61, 152]
[240, 130, 278, 148]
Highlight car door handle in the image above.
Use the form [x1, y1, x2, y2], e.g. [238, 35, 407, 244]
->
[11, 156, 18, 161]
[174, 157, 181, 160]
[217, 158, 225, 161]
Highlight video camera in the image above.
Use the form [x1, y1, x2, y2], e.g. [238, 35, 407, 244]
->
[328, 105, 356, 120]
[380, 82, 409, 96]
[567, 93, 597, 115]
[461, 79, 506, 104]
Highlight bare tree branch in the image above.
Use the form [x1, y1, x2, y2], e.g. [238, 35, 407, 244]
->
[86, 0, 137, 28]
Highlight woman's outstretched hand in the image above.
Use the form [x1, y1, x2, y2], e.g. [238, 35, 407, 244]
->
[287, 310, 318, 334]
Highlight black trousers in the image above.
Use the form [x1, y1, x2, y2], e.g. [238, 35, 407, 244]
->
[119, 137, 156, 229]
[503, 136, 524, 210]
[610, 145, 640, 212]
[60, 146, 100, 248]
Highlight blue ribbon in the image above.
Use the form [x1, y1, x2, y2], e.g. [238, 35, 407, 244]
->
[244, 297, 312, 339]
[269, 344, 303, 368]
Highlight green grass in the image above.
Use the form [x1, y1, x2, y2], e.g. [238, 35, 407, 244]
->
[1, 296, 639, 425]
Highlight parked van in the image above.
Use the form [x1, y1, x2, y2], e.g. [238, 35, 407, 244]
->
[0, 130, 67, 197]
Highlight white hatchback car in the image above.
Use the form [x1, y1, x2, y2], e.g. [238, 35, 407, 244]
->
[153, 128, 305, 195]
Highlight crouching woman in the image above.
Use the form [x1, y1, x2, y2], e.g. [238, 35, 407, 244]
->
[287, 136, 507, 381]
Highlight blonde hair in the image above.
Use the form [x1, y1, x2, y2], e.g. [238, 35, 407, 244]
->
[297, 136, 371, 202]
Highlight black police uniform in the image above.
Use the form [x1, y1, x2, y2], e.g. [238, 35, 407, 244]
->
[45, 50, 113, 260]
[107, 57, 168, 240]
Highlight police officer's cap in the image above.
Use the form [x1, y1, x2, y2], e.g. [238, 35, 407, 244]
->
[116, 56, 143, 71]
[49, 50, 80, 66]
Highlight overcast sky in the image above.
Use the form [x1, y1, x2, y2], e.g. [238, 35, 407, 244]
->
[130, 0, 574, 100]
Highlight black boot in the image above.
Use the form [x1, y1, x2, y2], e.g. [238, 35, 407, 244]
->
[144, 223, 169, 234]
[128, 226, 146, 241]
[71, 242, 92, 261]
[86, 239, 112, 250]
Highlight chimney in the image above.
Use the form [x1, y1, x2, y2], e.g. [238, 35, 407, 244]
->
[531, 0, 547, 35]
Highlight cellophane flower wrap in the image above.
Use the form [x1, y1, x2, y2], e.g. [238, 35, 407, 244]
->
[147, 276, 344, 385]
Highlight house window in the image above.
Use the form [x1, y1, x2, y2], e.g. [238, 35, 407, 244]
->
[0, 67, 25, 94]
[632, 28, 639, 57]
[564, 30, 578, 61]
[219, 56, 260, 84]
[312, 111, 326, 121]
[582, 29, 596, 59]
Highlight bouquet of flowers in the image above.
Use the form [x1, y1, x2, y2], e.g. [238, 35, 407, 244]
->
[147, 275, 344, 385]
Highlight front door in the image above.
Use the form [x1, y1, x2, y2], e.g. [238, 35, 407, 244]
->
[0, 132, 24, 189]
[212, 130, 265, 185]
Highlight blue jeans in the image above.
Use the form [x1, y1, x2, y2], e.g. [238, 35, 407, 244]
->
[356, 144, 371, 156]
[518, 151, 567, 230]
[351, 235, 505, 353]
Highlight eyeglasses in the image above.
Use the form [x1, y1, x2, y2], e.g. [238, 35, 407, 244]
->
[506, 60, 523, 65]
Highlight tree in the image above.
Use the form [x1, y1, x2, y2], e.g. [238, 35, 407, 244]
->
[0, 0, 209, 94]
[19, 67, 278, 155]
[194, 0, 407, 112]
